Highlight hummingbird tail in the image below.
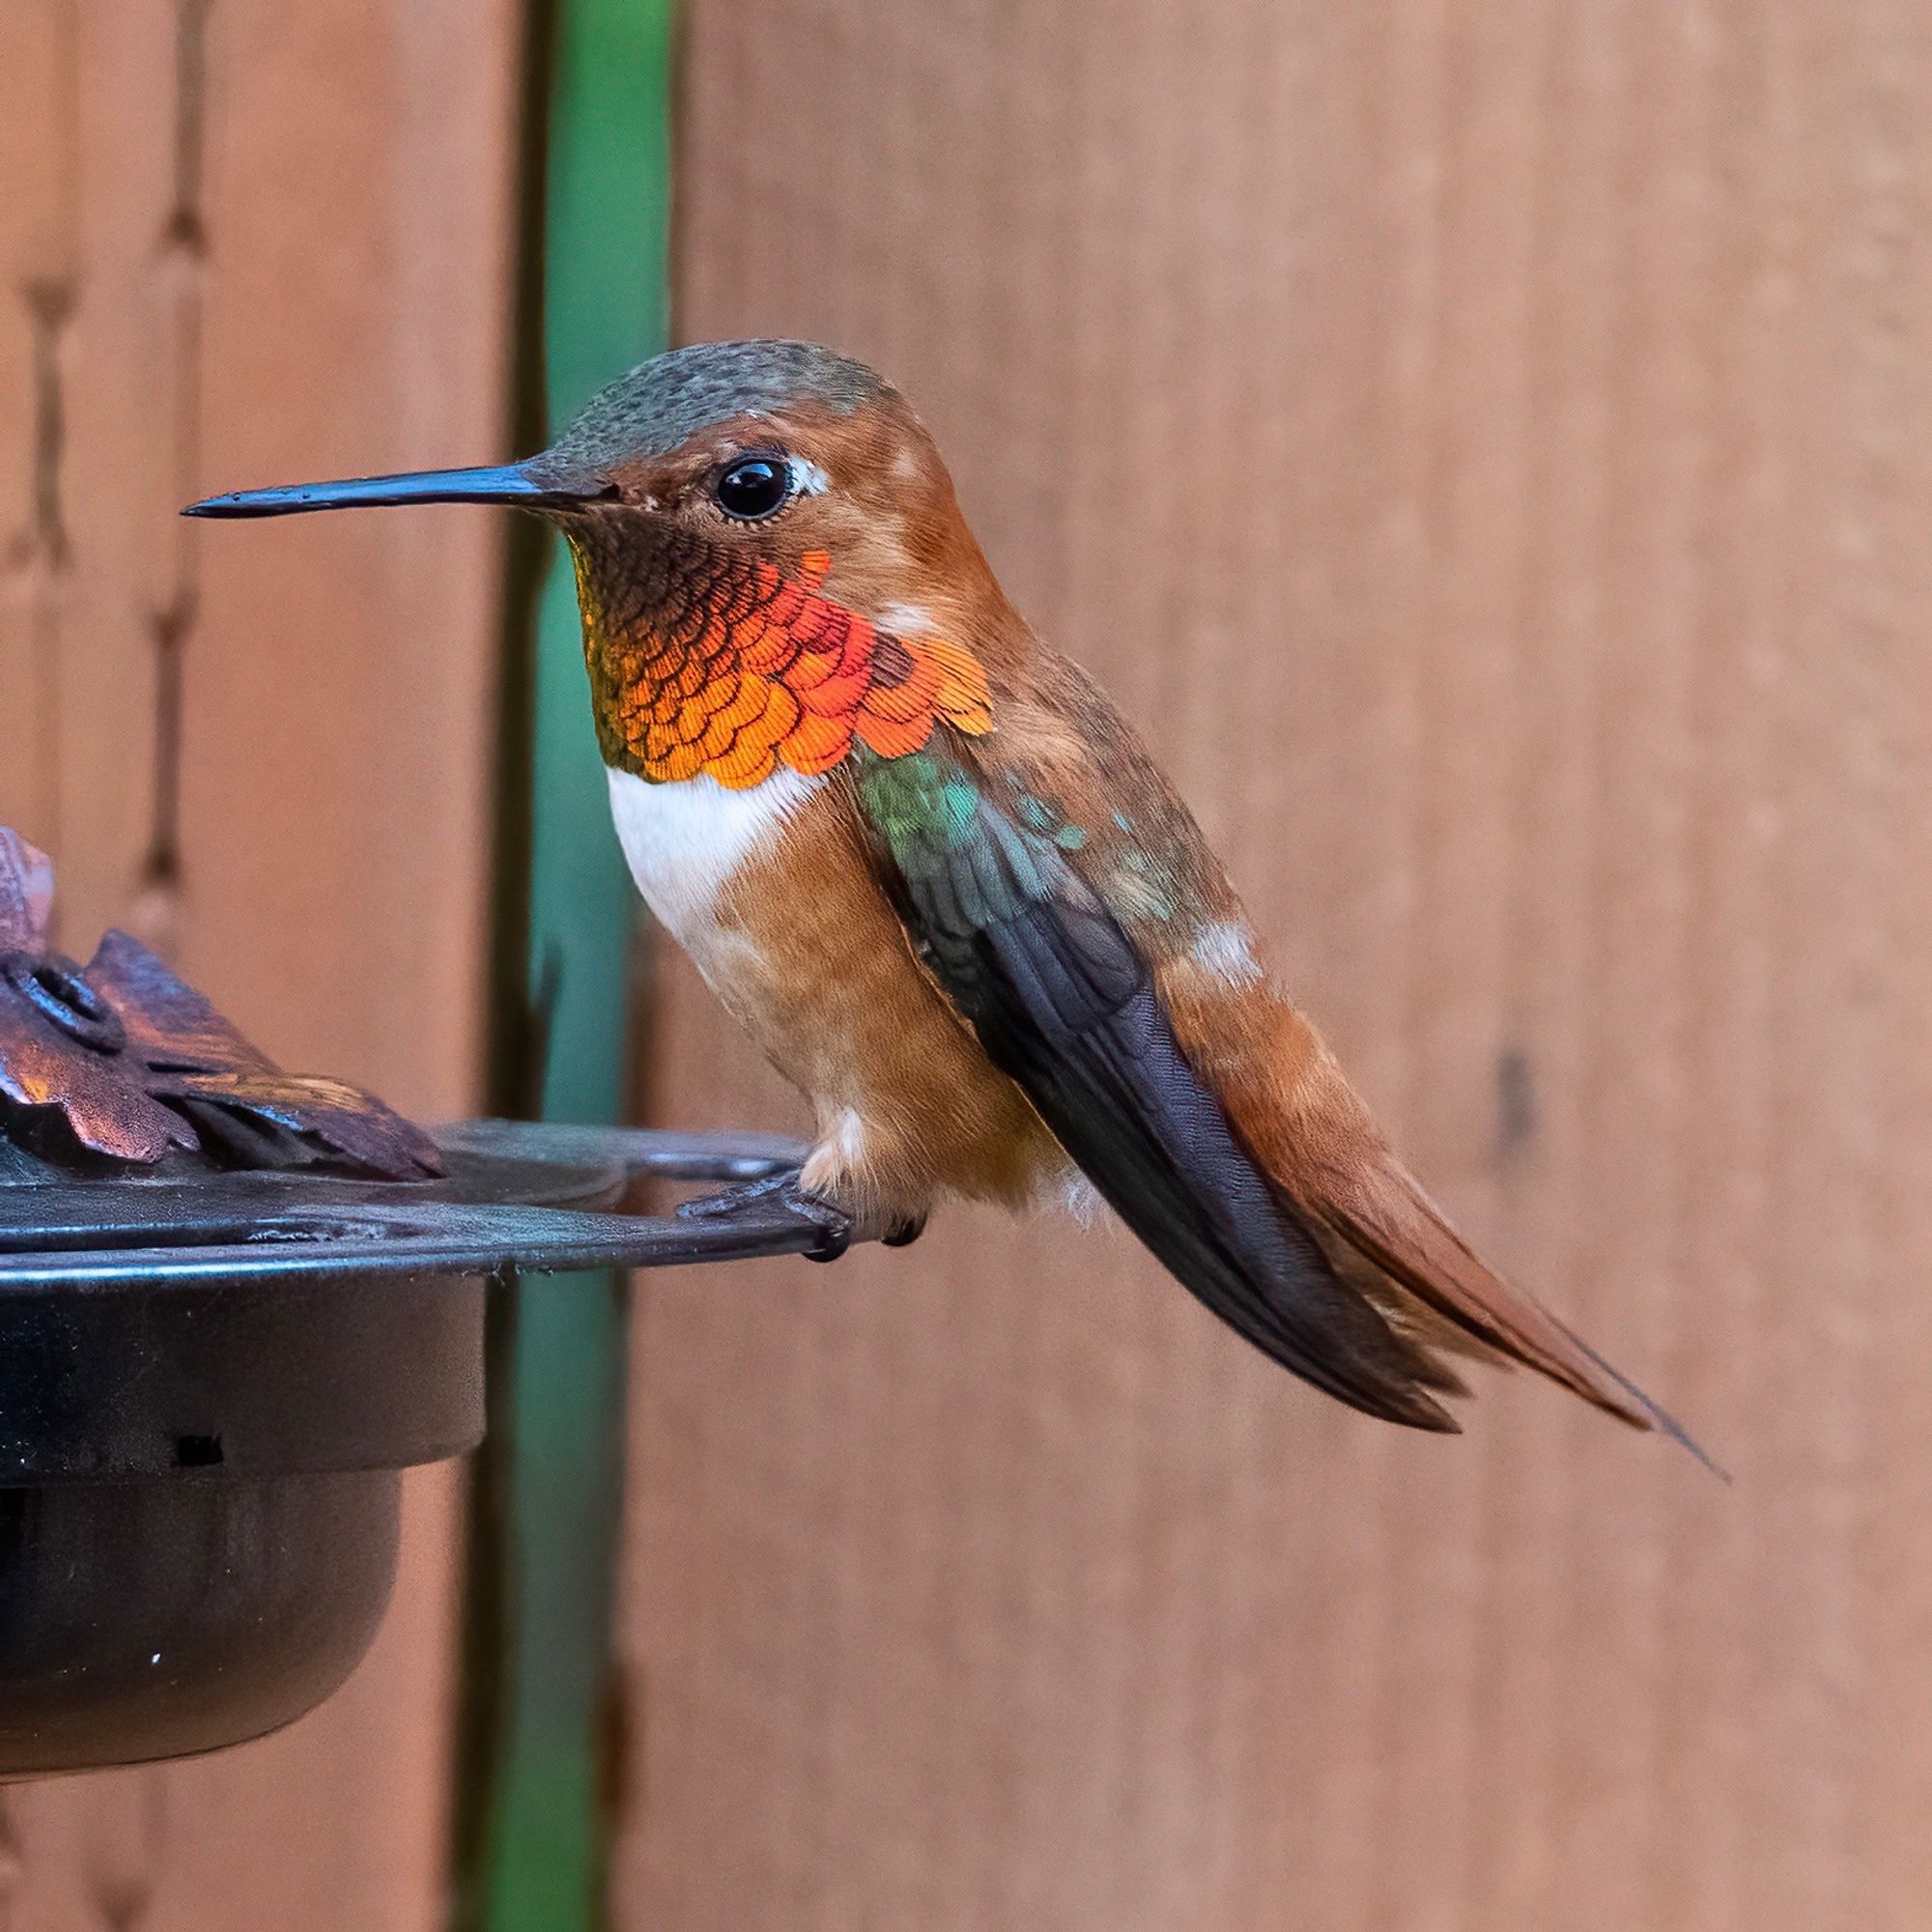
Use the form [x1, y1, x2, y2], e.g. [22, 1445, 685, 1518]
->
[1315, 1153, 1719, 1467]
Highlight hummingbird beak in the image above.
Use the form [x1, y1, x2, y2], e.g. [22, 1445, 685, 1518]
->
[182, 463, 616, 520]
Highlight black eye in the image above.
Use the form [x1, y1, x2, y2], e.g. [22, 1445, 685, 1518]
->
[715, 455, 791, 521]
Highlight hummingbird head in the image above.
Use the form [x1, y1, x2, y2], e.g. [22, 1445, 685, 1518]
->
[188, 339, 1008, 784]
[188, 339, 995, 605]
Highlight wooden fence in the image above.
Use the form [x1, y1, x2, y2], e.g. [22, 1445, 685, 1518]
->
[622, 5, 1932, 1929]
[1, 5, 518, 1927]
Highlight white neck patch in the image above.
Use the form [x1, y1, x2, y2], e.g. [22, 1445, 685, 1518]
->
[605, 764, 822, 944]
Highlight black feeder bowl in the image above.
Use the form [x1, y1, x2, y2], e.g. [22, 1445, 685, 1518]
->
[0, 1119, 826, 1778]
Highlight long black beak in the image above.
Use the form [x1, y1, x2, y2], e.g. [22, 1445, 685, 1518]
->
[182, 463, 614, 519]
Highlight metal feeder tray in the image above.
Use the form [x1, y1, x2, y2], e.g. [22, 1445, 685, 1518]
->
[0, 1118, 825, 1779]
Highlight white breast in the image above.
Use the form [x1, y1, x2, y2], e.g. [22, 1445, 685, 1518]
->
[605, 764, 822, 946]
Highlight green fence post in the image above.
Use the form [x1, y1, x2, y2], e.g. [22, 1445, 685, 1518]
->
[454, 4, 673, 1927]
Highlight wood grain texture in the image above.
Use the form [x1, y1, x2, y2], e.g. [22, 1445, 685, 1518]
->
[0, 3, 521, 1927]
[616, 3, 1932, 1927]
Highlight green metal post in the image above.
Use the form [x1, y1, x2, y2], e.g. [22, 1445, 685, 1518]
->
[454, 4, 673, 1928]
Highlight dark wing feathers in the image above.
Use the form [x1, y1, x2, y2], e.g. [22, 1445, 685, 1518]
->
[856, 749, 1458, 1430]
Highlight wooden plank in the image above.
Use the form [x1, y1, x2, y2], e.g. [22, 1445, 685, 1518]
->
[618, 2, 1932, 1927]
[173, 0, 518, 1107]
[0, 3, 522, 1927]
[0, 0, 77, 872]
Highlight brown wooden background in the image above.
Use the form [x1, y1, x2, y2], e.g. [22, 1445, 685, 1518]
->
[0, 4, 518, 1928]
[618, 3, 1932, 1929]
[8, 2, 1932, 1929]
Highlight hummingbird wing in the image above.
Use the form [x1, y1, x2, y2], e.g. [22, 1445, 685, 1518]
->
[851, 653, 1676, 1440]
[853, 736, 1463, 1431]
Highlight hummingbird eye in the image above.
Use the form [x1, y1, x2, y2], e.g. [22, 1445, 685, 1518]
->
[714, 454, 792, 522]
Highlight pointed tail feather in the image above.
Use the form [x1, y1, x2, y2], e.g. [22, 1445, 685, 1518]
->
[1318, 1153, 1715, 1464]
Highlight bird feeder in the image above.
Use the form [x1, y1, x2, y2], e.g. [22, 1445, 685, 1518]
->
[0, 828, 824, 1777]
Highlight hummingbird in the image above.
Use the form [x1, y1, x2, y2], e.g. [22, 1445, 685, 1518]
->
[188, 338, 1693, 1445]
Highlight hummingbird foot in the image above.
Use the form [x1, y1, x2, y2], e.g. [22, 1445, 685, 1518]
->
[881, 1213, 926, 1249]
[677, 1167, 852, 1263]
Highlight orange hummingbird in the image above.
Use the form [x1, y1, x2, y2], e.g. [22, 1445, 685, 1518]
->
[188, 339, 1695, 1445]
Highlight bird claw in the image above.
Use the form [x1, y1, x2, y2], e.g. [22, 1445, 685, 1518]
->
[678, 1167, 852, 1263]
